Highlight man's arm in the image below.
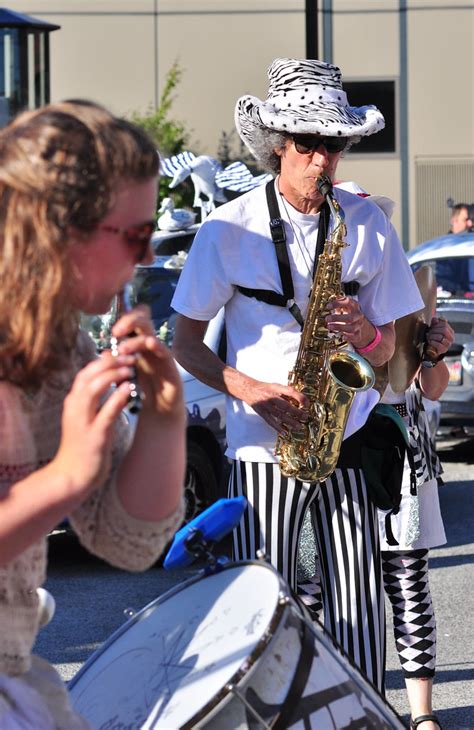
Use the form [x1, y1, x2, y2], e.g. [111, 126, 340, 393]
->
[355, 321, 395, 368]
[172, 314, 308, 432]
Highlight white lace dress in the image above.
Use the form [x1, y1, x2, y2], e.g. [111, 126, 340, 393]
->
[0, 330, 184, 728]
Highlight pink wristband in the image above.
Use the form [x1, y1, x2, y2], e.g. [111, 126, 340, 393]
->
[356, 325, 382, 354]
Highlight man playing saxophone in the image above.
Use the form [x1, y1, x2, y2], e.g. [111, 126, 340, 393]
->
[171, 58, 423, 692]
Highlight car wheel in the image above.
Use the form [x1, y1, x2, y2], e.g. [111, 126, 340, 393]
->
[184, 441, 219, 522]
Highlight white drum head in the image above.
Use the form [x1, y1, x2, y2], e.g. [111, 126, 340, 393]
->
[70, 563, 282, 728]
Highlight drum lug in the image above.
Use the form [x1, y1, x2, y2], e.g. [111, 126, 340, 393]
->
[36, 588, 56, 628]
[123, 607, 137, 619]
[256, 549, 271, 562]
[278, 592, 290, 606]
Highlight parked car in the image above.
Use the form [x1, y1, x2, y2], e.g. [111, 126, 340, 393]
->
[151, 224, 199, 258]
[81, 227, 229, 523]
[408, 231, 474, 436]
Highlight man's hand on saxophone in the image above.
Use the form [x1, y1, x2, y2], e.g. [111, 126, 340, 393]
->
[237, 378, 309, 434]
[325, 295, 395, 367]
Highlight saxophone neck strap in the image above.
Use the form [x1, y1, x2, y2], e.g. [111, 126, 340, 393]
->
[265, 179, 294, 304]
[266, 181, 305, 327]
[236, 181, 304, 327]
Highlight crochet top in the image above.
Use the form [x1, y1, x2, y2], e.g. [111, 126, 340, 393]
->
[0, 330, 184, 676]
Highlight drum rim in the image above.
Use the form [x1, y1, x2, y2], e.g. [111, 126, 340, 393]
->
[70, 559, 404, 729]
[69, 565, 207, 691]
[182, 563, 291, 729]
[69, 559, 291, 726]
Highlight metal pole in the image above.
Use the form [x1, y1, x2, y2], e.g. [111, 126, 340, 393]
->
[322, 0, 333, 63]
[154, 0, 159, 108]
[305, 0, 318, 59]
[399, 0, 409, 249]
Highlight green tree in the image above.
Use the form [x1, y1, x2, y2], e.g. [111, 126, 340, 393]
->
[129, 62, 196, 209]
[216, 129, 265, 175]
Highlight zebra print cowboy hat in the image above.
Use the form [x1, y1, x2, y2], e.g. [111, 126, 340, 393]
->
[235, 58, 385, 158]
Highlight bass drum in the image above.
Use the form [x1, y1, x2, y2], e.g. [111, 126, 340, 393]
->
[69, 560, 403, 729]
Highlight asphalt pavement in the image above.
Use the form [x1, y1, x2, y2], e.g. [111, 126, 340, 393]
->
[384, 437, 474, 729]
[37, 437, 473, 728]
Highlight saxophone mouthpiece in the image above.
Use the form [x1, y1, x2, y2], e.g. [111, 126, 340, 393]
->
[317, 175, 333, 198]
[317, 174, 343, 222]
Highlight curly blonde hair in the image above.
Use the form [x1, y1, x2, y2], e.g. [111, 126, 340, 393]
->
[0, 100, 159, 388]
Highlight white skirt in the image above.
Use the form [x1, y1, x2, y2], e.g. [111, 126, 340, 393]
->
[378, 456, 446, 551]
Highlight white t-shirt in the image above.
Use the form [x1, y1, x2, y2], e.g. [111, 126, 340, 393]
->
[381, 383, 407, 405]
[172, 181, 424, 462]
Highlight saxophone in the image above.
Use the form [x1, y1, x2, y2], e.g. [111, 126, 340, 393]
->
[275, 176, 375, 482]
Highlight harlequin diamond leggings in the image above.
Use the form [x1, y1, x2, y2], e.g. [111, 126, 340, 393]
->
[300, 543, 437, 680]
[382, 549, 436, 678]
[228, 460, 386, 692]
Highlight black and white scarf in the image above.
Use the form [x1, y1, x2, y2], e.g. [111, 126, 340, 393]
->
[406, 379, 443, 488]
[404, 378, 443, 545]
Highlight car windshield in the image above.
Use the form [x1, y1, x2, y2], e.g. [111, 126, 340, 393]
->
[81, 266, 181, 350]
[132, 266, 180, 346]
[411, 256, 474, 300]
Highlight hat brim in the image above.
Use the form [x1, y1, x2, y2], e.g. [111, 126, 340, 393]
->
[235, 94, 385, 159]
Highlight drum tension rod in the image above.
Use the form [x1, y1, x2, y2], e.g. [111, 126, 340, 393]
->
[225, 684, 273, 729]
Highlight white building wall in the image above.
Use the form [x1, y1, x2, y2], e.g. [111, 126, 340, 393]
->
[330, 1, 402, 235]
[157, 1, 305, 153]
[407, 1, 474, 242]
[8, 0, 473, 247]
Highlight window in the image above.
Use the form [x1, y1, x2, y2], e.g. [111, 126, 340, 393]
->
[344, 80, 396, 154]
[81, 268, 181, 350]
[0, 27, 52, 126]
[411, 257, 474, 300]
[0, 29, 20, 122]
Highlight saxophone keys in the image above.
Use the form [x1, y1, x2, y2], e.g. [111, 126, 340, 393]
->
[280, 457, 300, 478]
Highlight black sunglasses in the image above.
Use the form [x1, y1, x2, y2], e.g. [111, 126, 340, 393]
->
[99, 220, 155, 263]
[291, 134, 348, 155]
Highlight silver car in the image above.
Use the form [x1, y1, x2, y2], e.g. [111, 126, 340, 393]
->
[408, 231, 474, 436]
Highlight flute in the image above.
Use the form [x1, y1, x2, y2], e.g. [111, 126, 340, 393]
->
[110, 283, 142, 415]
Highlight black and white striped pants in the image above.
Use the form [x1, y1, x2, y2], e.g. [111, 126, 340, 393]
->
[229, 460, 386, 691]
